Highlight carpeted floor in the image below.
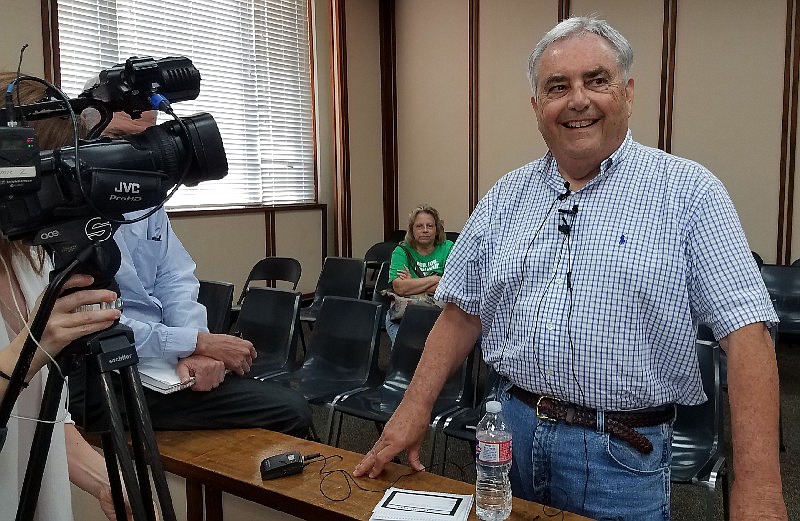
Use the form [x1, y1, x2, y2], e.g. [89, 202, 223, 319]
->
[307, 330, 800, 520]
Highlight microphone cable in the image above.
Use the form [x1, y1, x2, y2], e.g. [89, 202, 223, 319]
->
[305, 453, 466, 502]
[561, 203, 591, 512]
[493, 181, 569, 386]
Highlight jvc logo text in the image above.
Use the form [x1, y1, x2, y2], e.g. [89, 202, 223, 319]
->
[114, 182, 140, 194]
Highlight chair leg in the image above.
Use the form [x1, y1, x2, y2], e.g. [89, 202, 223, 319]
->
[440, 436, 451, 476]
[703, 484, 716, 521]
[722, 469, 730, 521]
[334, 413, 344, 447]
[428, 427, 439, 474]
[298, 321, 315, 357]
[421, 427, 437, 472]
[325, 409, 338, 446]
[322, 404, 338, 447]
[309, 423, 321, 443]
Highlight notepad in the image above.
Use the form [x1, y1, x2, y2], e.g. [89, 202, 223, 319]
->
[137, 358, 195, 394]
[369, 487, 473, 521]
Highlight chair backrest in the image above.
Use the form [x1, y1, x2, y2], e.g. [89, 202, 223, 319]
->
[363, 243, 397, 299]
[311, 257, 366, 306]
[237, 287, 302, 377]
[371, 262, 391, 330]
[380, 305, 473, 411]
[671, 338, 722, 479]
[388, 229, 406, 243]
[198, 280, 235, 334]
[761, 264, 800, 334]
[237, 257, 302, 305]
[364, 241, 397, 266]
[445, 231, 460, 243]
[751, 250, 764, 269]
[302, 296, 382, 386]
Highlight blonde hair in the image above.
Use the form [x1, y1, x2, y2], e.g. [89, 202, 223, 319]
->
[404, 204, 446, 249]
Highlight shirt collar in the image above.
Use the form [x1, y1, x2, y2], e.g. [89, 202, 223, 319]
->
[538, 129, 634, 193]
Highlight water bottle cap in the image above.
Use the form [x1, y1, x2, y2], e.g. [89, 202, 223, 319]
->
[485, 400, 501, 413]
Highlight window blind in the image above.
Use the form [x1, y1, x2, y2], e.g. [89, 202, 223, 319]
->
[56, 0, 316, 209]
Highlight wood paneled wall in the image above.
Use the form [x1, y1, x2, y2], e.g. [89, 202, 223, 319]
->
[341, 0, 795, 265]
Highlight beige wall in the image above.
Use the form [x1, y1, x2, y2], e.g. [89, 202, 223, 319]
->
[170, 213, 267, 293]
[477, 0, 551, 197]
[274, 210, 325, 294]
[170, 208, 325, 297]
[0, 0, 44, 75]
[344, 0, 788, 264]
[395, 0, 471, 231]
[4, 0, 793, 273]
[344, 0, 384, 257]
[671, 0, 784, 264]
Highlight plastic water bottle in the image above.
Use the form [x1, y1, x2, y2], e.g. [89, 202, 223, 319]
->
[475, 400, 512, 521]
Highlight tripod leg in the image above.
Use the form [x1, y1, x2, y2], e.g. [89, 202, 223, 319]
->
[16, 366, 64, 521]
[118, 369, 158, 521]
[118, 365, 178, 521]
[99, 371, 152, 521]
[101, 432, 133, 520]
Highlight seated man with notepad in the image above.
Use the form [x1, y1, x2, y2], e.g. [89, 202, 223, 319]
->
[70, 111, 312, 437]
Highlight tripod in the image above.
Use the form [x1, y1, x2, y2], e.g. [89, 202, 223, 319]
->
[0, 239, 177, 521]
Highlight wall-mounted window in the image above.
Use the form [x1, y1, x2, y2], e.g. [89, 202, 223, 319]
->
[56, 0, 316, 209]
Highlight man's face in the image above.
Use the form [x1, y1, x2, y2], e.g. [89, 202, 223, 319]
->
[531, 33, 633, 179]
[102, 110, 158, 138]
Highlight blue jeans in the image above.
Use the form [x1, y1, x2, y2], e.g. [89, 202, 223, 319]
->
[386, 314, 400, 345]
[500, 390, 672, 521]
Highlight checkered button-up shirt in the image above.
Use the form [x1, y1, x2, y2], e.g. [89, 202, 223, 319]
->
[437, 132, 776, 410]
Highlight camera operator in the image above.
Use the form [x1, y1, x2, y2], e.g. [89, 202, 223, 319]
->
[0, 71, 136, 521]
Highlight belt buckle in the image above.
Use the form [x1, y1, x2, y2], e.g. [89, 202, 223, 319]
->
[535, 395, 559, 422]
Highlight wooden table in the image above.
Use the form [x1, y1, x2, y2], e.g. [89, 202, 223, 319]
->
[152, 428, 593, 521]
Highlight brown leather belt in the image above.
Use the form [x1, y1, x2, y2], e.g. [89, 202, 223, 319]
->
[510, 387, 675, 454]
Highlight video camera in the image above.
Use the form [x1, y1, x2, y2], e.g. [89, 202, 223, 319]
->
[0, 56, 227, 277]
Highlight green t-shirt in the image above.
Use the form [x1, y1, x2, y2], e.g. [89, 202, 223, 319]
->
[388, 240, 455, 282]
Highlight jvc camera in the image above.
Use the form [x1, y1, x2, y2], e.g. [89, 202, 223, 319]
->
[0, 56, 227, 273]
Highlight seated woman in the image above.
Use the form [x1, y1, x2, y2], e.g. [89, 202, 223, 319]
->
[0, 71, 130, 520]
[386, 205, 455, 344]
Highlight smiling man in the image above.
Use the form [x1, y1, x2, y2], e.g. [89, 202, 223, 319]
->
[354, 16, 786, 521]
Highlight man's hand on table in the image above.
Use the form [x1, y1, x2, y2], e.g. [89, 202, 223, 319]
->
[353, 399, 431, 478]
